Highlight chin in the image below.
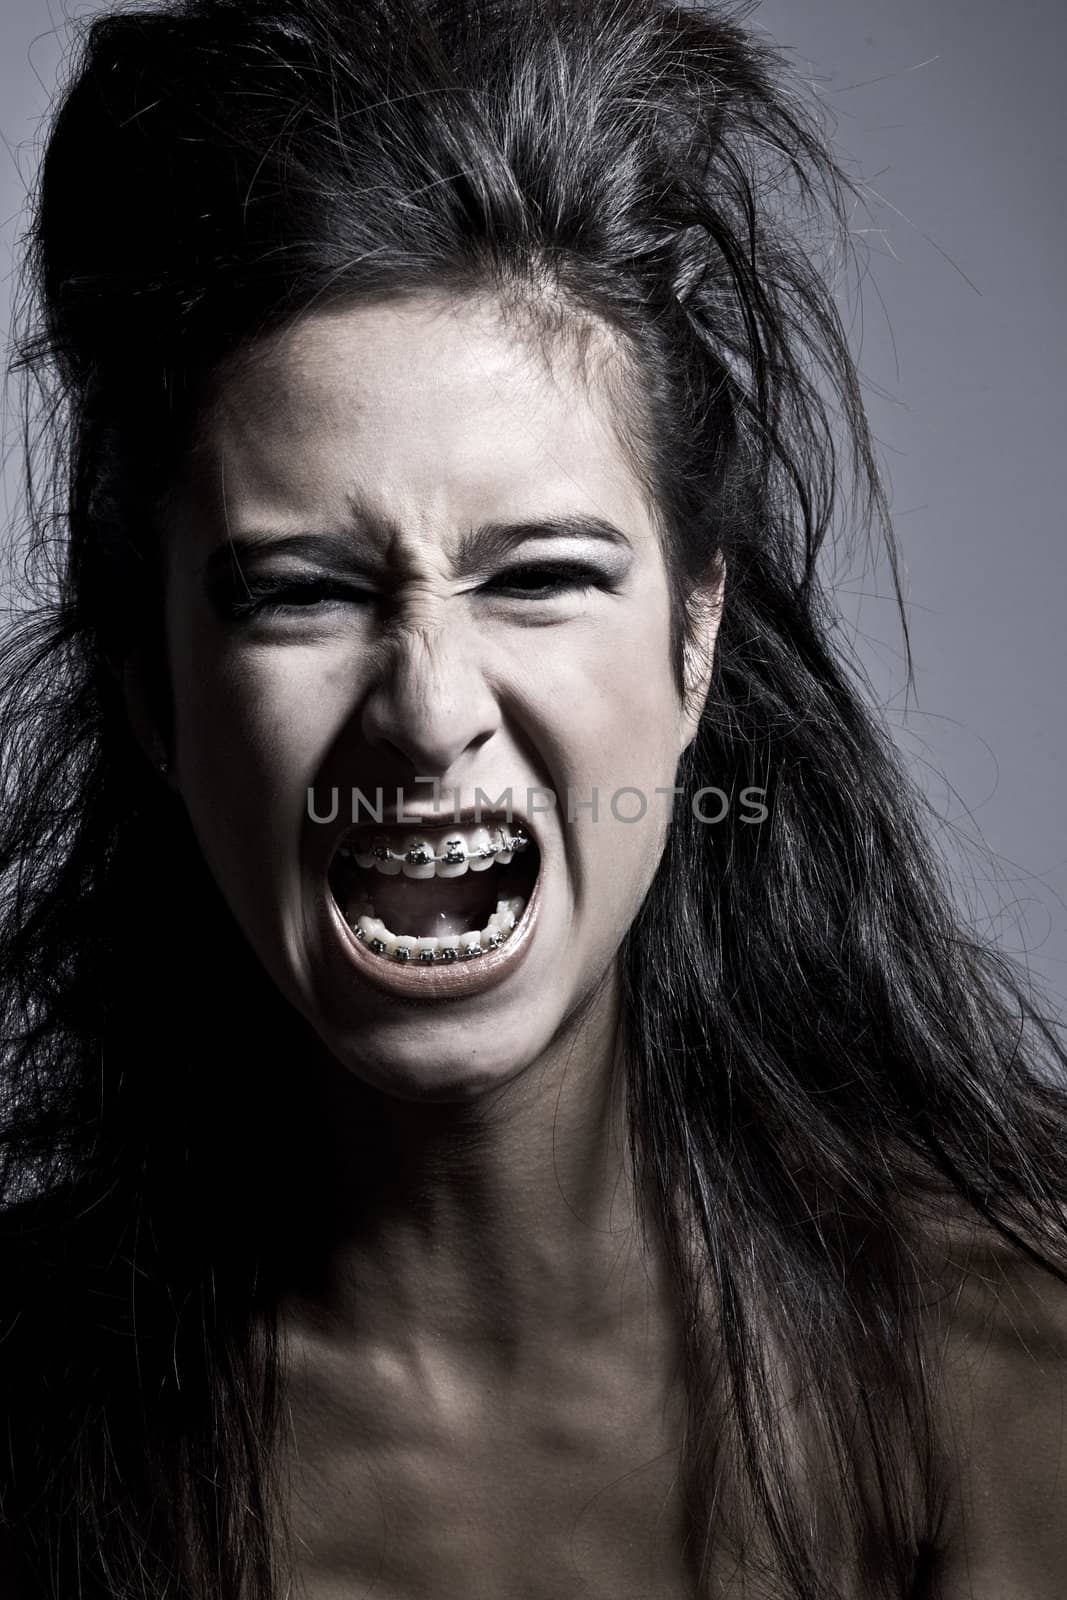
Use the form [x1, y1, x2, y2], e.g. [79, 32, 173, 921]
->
[319, 1017, 549, 1104]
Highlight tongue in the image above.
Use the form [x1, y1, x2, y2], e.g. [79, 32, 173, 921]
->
[357, 866, 503, 938]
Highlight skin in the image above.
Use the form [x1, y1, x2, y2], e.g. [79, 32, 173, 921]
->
[144, 288, 721, 1596]
[115, 288, 1067, 1598]
[158, 288, 718, 1102]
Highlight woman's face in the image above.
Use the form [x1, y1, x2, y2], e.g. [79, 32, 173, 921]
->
[159, 292, 720, 1100]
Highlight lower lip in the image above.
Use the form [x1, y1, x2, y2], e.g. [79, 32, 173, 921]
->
[327, 855, 543, 1001]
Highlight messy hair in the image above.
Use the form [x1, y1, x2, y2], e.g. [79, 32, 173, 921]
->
[2, 2, 1066, 1597]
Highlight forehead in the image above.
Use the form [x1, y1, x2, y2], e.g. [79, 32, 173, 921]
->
[180, 291, 656, 552]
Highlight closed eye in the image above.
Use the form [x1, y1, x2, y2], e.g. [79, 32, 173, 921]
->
[218, 561, 615, 622]
[221, 576, 374, 621]
[482, 562, 612, 599]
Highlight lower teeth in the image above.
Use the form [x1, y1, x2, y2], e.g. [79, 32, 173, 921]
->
[350, 896, 527, 963]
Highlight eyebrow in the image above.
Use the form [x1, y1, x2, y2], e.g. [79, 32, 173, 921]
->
[200, 512, 635, 588]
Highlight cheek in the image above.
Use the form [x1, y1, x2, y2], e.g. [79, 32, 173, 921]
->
[546, 607, 681, 926]
[165, 616, 346, 929]
[552, 597, 682, 784]
[170, 620, 336, 792]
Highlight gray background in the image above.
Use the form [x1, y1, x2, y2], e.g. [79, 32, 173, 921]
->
[2, 0, 1065, 1007]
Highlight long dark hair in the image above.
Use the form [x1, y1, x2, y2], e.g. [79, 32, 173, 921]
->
[3, 1, 1066, 1596]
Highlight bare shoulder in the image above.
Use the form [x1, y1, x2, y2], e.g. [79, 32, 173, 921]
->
[914, 1202, 1067, 1598]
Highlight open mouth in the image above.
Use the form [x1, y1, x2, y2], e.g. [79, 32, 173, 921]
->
[327, 817, 541, 966]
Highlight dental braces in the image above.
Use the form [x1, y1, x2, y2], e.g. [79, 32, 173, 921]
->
[357, 830, 529, 867]
[353, 925, 507, 961]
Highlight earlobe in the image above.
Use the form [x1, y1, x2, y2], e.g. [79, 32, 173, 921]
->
[679, 555, 726, 751]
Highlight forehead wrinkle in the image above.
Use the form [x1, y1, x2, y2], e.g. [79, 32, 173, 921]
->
[341, 484, 460, 578]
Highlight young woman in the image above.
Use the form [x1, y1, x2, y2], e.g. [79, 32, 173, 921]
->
[2, 1, 1066, 1596]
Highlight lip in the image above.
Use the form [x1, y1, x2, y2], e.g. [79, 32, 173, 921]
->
[324, 815, 544, 1001]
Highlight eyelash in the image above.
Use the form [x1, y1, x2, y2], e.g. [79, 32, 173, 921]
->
[223, 562, 610, 620]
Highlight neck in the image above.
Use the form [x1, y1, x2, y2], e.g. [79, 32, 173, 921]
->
[273, 973, 674, 1357]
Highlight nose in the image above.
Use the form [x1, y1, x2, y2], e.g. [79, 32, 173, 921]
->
[359, 620, 501, 775]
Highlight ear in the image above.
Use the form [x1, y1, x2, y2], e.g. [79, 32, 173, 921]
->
[110, 646, 179, 791]
[678, 552, 726, 752]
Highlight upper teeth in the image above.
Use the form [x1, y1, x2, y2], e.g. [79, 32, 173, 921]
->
[338, 823, 530, 878]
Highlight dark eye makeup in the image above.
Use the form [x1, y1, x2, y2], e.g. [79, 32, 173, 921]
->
[217, 561, 617, 622]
